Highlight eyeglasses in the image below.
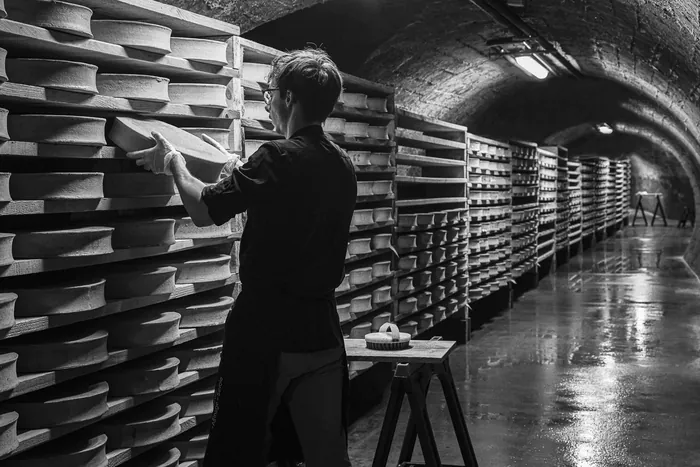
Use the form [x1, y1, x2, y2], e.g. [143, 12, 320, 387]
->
[263, 87, 279, 104]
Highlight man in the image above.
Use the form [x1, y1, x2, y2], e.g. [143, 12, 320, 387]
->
[127, 48, 356, 467]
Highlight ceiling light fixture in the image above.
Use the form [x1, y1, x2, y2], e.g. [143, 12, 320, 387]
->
[596, 123, 614, 135]
[514, 55, 550, 80]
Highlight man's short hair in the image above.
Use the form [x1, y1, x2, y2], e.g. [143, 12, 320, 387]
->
[269, 47, 343, 122]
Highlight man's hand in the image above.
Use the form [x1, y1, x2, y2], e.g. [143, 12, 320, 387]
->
[126, 131, 180, 175]
[201, 133, 244, 180]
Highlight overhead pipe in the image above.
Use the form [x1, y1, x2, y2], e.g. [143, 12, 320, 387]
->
[469, 0, 585, 79]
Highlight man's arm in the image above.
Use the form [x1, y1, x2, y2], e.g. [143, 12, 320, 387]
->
[169, 153, 214, 227]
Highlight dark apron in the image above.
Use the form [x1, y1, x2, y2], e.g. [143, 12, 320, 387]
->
[203, 287, 349, 467]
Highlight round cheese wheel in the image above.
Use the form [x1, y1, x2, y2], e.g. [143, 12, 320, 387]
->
[109, 117, 228, 184]
[102, 173, 176, 198]
[96, 74, 170, 103]
[168, 431, 208, 461]
[170, 37, 228, 66]
[91, 20, 172, 54]
[180, 127, 230, 151]
[170, 332, 223, 372]
[3, 433, 107, 467]
[102, 402, 181, 449]
[165, 381, 215, 417]
[0, 411, 19, 458]
[12, 226, 114, 259]
[124, 447, 180, 467]
[0, 107, 8, 141]
[8, 381, 109, 429]
[172, 216, 231, 239]
[5, 0, 93, 37]
[176, 295, 232, 328]
[0, 352, 18, 394]
[6, 59, 98, 94]
[0, 232, 13, 267]
[108, 311, 181, 348]
[0, 293, 16, 331]
[9, 172, 104, 200]
[11, 329, 108, 372]
[170, 253, 231, 284]
[11, 277, 106, 318]
[169, 83, 227, 109]
[0, 47, 6, 83]
[104, 265, 177, 299]
[0, 172, 10, 201]
[105, 356, 180, 396]
[8, 114, 106, 145]
[109, 218, 176, 249]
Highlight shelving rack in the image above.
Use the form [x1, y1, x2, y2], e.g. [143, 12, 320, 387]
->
[568, 159, 583, 248]
[581, 160, 597, 238]
[466, 134, 512, 303]
[537, 148, 558, 264]
[595, 157, 610, 233]
[393, 108, 468, 339]
[0, 1, 241, 464]
[238, 39, 398, 380]
[620, 159, 631, 225]
[612, 160, 625, 226]
[510, 140, 539, 279]
[543, 146, 570, 261]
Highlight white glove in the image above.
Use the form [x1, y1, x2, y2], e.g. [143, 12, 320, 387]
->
[201, 133, 243, 180]
[126, 131, 179, 175]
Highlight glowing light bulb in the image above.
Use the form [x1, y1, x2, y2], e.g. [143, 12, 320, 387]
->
[514, 55, 550, 80]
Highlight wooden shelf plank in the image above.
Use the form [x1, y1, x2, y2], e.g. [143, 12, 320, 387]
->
[67, 0, 239, 37]
[397, 153, 465, 167]
[396, 107, 467, 134]
[336, 274, 393, 299]
[0, 21, 237, 82]
[107, 414, 210, 467]
[10, 368, 217, 458]
[0, 83, 236, 120]
[0, 141, 122, 159]
[396, 175, 467, 185]
[1, 195, 184, 216]
[2, 326, 224, 401]
[0, 275, 239, 340]
[349, 220, 394, 234]
[467, 132, 509, 149]
[339, 300, 392, 327]
[345, 247, 393, 265]
[396, 197, 466, 207]
[394, 268, 466, 301]
[1, 236, 239, 278]
[394, 288, 463, 324]
[354, 165, 396, 174]
[396, 129, 466, 150]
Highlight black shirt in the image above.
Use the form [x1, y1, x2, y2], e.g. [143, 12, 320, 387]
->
[201, 124, 357, 352]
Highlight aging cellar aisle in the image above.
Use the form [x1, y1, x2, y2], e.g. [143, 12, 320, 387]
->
[348, 227, 700, 467]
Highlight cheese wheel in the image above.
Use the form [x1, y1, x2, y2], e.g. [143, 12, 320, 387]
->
[0, 47, 6, 83]
[170, 332, 223, 372]
[169, 83, 227, 109]
[0, 232, 13, 267]
[103, 173, 176, 198]
[0, 108, 8, 142]
[124, 447, 180, 467]
[96, 74, 170, 103]
[11, 277, 106, 318]
[0, 293, 16, 331]
[8, 381, 109, 429]
[170, 253, 231, 284]
[105, 356, 180, 396]
[0, 172, 10, 201]
[12, 226, 114, 259]
[180, 127, 230, 151]
[242, 62, 271, 84]
[104, 265, 177, 299]
[107, 311, 180, 348]
[6, 59, 98, 94]
[244, 100, 270, 122]
[91, 20, 172, 54]
[109, 218, 175, 249]
[173, 216, 231, 239]
[0, 411, 19, 458]
[9, 172, 104, 200]
[11, 329, 108, 372]
[168, 430, 208, 461]
[341, 92, 367, 109]
[3, 433, 108, 467]
[5, 0, 93, 38]
[170, 37, 228, 66]
[164, 379, 215, 417]
[0, 352, 18, 394]
[102, 402, 181, 449]
[176, 295, 233, 328]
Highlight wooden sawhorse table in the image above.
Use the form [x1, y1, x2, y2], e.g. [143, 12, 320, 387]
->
[345, 339, 479, 467]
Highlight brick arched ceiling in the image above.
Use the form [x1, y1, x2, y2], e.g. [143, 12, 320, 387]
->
[162, 0, 700, 267]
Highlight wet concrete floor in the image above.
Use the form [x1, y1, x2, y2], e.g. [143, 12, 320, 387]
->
[348, 227, 700, 467]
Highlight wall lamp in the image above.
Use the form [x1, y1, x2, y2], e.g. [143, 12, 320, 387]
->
[486, 37, 554, 80]
[514, 55, 549, 80]
[596, 123, 614, 135]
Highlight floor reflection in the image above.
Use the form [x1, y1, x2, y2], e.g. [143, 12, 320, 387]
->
[348, 227, 700, 466]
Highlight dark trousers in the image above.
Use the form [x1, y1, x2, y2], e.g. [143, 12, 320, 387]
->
[267, 347, 351, 467]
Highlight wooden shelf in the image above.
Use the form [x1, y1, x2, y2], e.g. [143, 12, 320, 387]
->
[108, 414, 210, 467]
[396, 153, 466, 167]
[0, 21, 237, 83]
[0, 275, 238, 340]
[0, 82, 236, 120]
[394, 268, 465, 301]
[336, 274, 393, 299]
[357, 193, 395, 203]
[395, 288, 463, 323]
[1, 195, 185, 216]
[396, 108, 467, 134]
[0, 141, 122, 159]
[396, 176, 467, 185]
[349, 220, 394, 234]
[10, 368, 217, 458]
[2, 327, 223, 401]
[345, 247, 393, 265]
[396, 197, 466, 207]
[339, 300, 392, 327]
[1, 235, 239, 277]
[354, 165, 396, 174]
[395, 129, 466, 150]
